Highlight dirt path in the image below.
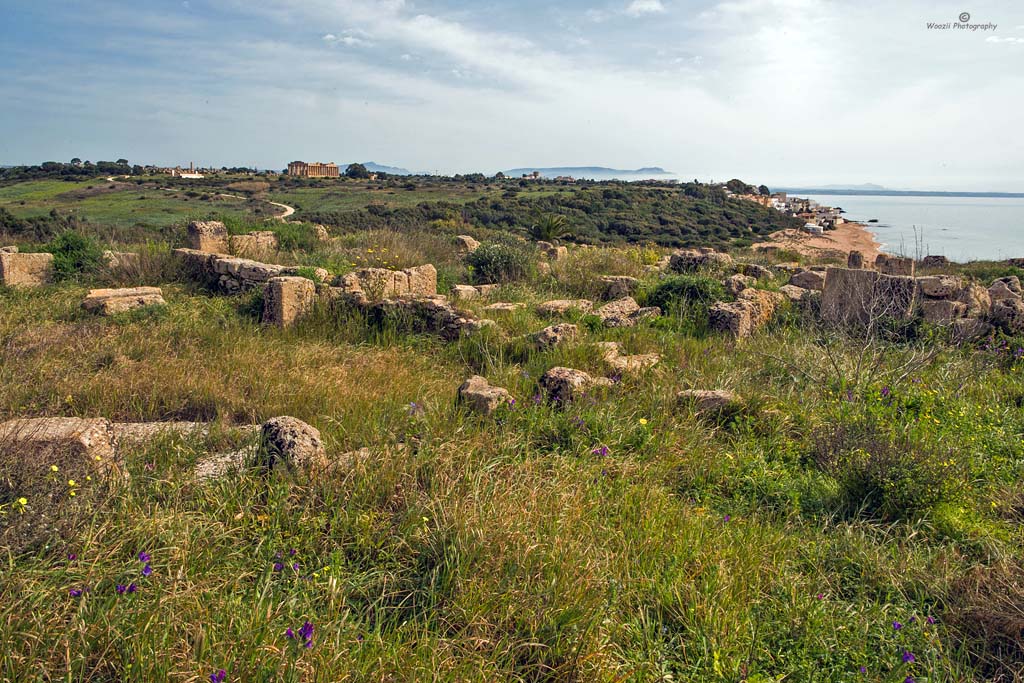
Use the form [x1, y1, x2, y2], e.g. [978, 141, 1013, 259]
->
[756, 221, 882, 261]
[217, 193, 295, 220]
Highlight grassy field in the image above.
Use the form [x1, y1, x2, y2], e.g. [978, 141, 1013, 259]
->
[0, 178, 276, 234]
[2, 230, 1024, 681]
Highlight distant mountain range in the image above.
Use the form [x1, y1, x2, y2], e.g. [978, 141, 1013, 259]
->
[503, 166, 672, 179]
[360, 161, 413, 175]
[776, 184, 1024, 199]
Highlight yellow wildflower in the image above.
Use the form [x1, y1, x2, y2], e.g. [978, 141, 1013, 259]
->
[68, 480, 77, 487]
[50, 465, 59, 472]
[17, 497, 27, 506]
[639, 418, 649, 425]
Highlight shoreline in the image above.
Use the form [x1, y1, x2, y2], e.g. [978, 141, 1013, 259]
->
[756, 220, 883, 261]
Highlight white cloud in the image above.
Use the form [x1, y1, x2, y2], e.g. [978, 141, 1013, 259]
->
[625, 0, 666, 16]
[321, 33, 336, 41]
[985, 36, 1024, 44]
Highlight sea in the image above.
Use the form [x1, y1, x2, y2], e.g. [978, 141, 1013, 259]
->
[798, 194, 1024, 263]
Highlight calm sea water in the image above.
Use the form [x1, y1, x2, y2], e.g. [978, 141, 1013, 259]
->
[800, 194, 1024, 262]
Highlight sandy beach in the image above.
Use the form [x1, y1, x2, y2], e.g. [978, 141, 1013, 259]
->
[756, 220, 882, 261]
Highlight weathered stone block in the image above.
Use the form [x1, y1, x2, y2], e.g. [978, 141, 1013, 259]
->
[539, 367, 611, 403]
[82, 287, 166, 315]
[877, 255, 915, 276]
[230, 231, 279, 258]
[847, 250, 864, 269]
[455, 235, 480, 253]
[0, 252, 54, 287]
[258, 416, 326, 471]
[599, 276, 640, 300]
[920, 299, 967, 323]
[262, 276, 316, 328]
[0, 417, 121, 476]
[789, 270, 826, 291]
[917, 275, 963, 299]
[533, 323, 578, 348]
[458, 376, 512, 416]
[821, 268, 916, 327]
[405, 264, 437, 297]
[187, 220, 229, 253]
[537, 299, 593, 316]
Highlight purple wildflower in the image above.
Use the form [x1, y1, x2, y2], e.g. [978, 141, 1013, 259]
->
[69, 588, 83, 597]
[859, 666, 867, 674]
[289, 549, 297, 556]
[210, 669, 227, 683]
[926, 616, 936, 625]
[905, 678, 915, 683]
[273, 562, 284, 572]
[880, 386, 891, 398]
[723, 514, 731, 522]
[816, 593, 823, 600]
[127, 583, 137, 593]
[138, 551, 151, 563]
[908, 616, 916, 623]
[142, 564, 153, 577]
[298, 621, 314, 641]
[68, 553, 77, 561]
[902, 651, 915, 663]
[292, 563, 300, 571]
[285, 628, 295, 639]
[592, 445, 609, 457]
[116, 584, 127, 594]
[532, 393, 542, 405]
[508, 398, 516, 408]
[893, 621, 903, 630]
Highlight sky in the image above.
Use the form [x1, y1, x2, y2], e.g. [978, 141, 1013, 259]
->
[1, 0, 1023, 190]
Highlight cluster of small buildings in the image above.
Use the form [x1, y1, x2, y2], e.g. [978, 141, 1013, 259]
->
[165, 162, 204, 179]
[735, 191, 845, 234]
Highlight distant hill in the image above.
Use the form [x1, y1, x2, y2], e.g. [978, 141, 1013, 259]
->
[503, 166, 673, 179]
[360, 162, 412, 175]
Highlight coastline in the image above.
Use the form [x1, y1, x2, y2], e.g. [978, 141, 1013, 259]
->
[756, 220, 882, 261]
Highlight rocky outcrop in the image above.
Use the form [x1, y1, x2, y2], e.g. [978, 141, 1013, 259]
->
[82, 287, 166, 315]
[258, 417, 327, 472]
[738, 263, 773, 280]
[262, 276, 316, 328]
[187, 220, 230, 253]
[536, 241, 568, 261]
[458, 376, 513, 416]
[539, 367, 612, 403]
[536, 299, 593, 316]
[847, 251, 864, 269]
[0, 252, 54, 288]
[779, 284, 809, 302]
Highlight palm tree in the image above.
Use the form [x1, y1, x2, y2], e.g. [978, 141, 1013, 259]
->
[527, 213, 571, 243]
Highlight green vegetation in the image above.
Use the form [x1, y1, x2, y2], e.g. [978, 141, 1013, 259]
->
[1, 176, 1022, 681]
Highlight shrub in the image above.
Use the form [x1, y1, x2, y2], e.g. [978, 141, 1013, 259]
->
[42, 230, 105, 281]
[464, 242, 534, 284]
[812, 418, 968, 519]
[643, 274, 726, 334]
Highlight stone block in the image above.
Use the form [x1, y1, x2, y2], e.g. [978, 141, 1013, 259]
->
[187, 220, 229, 253]
[262, 276, 316, 328]
[82, 287, 166, 315]
[0, 252, 54, 287]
